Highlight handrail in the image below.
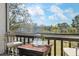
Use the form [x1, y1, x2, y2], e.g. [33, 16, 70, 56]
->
[7, 33, 79, 41]
[6, 33, 79, 56]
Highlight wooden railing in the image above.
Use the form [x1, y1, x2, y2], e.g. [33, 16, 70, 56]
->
[6, 33, 79, 56]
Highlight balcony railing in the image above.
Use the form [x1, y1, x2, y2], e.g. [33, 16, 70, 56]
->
[6, 32, 79, 56]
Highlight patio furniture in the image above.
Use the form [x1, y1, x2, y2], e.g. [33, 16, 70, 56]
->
[6, 32, 23, 55]
[17, 44, 52, 56]
[7, 42, 23, 55]
[63, 48, 79, 56]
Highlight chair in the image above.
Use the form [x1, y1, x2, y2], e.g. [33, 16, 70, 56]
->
[6, 32, 23, 55]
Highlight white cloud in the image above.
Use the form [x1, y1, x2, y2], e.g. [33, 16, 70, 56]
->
[65, 8, 74, 13]
[27, 5, 45, 25]
[50, 5, 63, 14]
[32, 15, 45, 26]
[39, 16, 45, 21]
[50, 5, 68, 22]
[57, 13, 68, 21]
[48, 15, 55, 20]
[37, 16, 45, 25]
[50, 5, 79, 21]
[54, 3, 63, 6]
[64, 8, 79, 18]
[27, 6, 44, 16]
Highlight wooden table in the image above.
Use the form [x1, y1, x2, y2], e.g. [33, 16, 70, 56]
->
[17, 44, 51, 56]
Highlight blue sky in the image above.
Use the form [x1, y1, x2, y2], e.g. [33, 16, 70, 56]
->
[23, 3, 79, 26]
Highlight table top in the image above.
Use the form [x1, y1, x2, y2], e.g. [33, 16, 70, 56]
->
[18, 44, 51, 52]
[63, 48, 79, 56]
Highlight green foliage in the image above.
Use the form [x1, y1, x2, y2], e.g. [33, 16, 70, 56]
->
[8, 3, 33, 33]
[72, 15, 79, 33]
[9, 23, 20, 31]
[9, 14, 20, 31]
[41, 34, 45, 41]
[50, 25, 59, 33]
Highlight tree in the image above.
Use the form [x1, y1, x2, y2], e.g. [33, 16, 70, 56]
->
[42, 26, 51, 32]
[51, 25, 59, 33]
[8, 3, 33, 33]
[8, 3, 21, 32]
[68, 27, 77, 34]
[57, 23, 70, 33]
[72, 15, 79, 33]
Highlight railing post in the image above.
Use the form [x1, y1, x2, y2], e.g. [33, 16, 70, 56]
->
[5, 34, 9, 54]
[16, 37, 18, 41]
[28, 37, 30, 44]
[69, 41, 71, 48]
[61, 40, 63, 56]
[48, 39, 51, 56]
[48, 39, 50, 45]
[23, 37, 26, 44]
[77, 42, 79, 47]
[76, 47, 78, 56]
[5, 47, 8, 55]
[20, 37, 22, 42]
[54, 40, 56, 56]
[12, 36, 15, 42]
[32, 37, 34, 42]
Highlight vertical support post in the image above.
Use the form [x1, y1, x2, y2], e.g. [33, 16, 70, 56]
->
[76, 47, 78, 56]
[48, 47, 51, 56]
[48, 39, 50, 45]
[23, 37, 26, 44]
[61, 40, 63, 56]
[28, 38, 30, 44]
[20, 37, 22, 42]
[77, 42, 79, 47]
[32, 37, 34, 42]
[48, 39, 51, 56]
[5, 3, 7, 32]
[54, 40, 56, 56]
[16, 37, 18, 41]
[5, 33, 9, 54]
[69, 41, 71, 48]
[12, 36, 14, 42]
[6, 47, 8, 55]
